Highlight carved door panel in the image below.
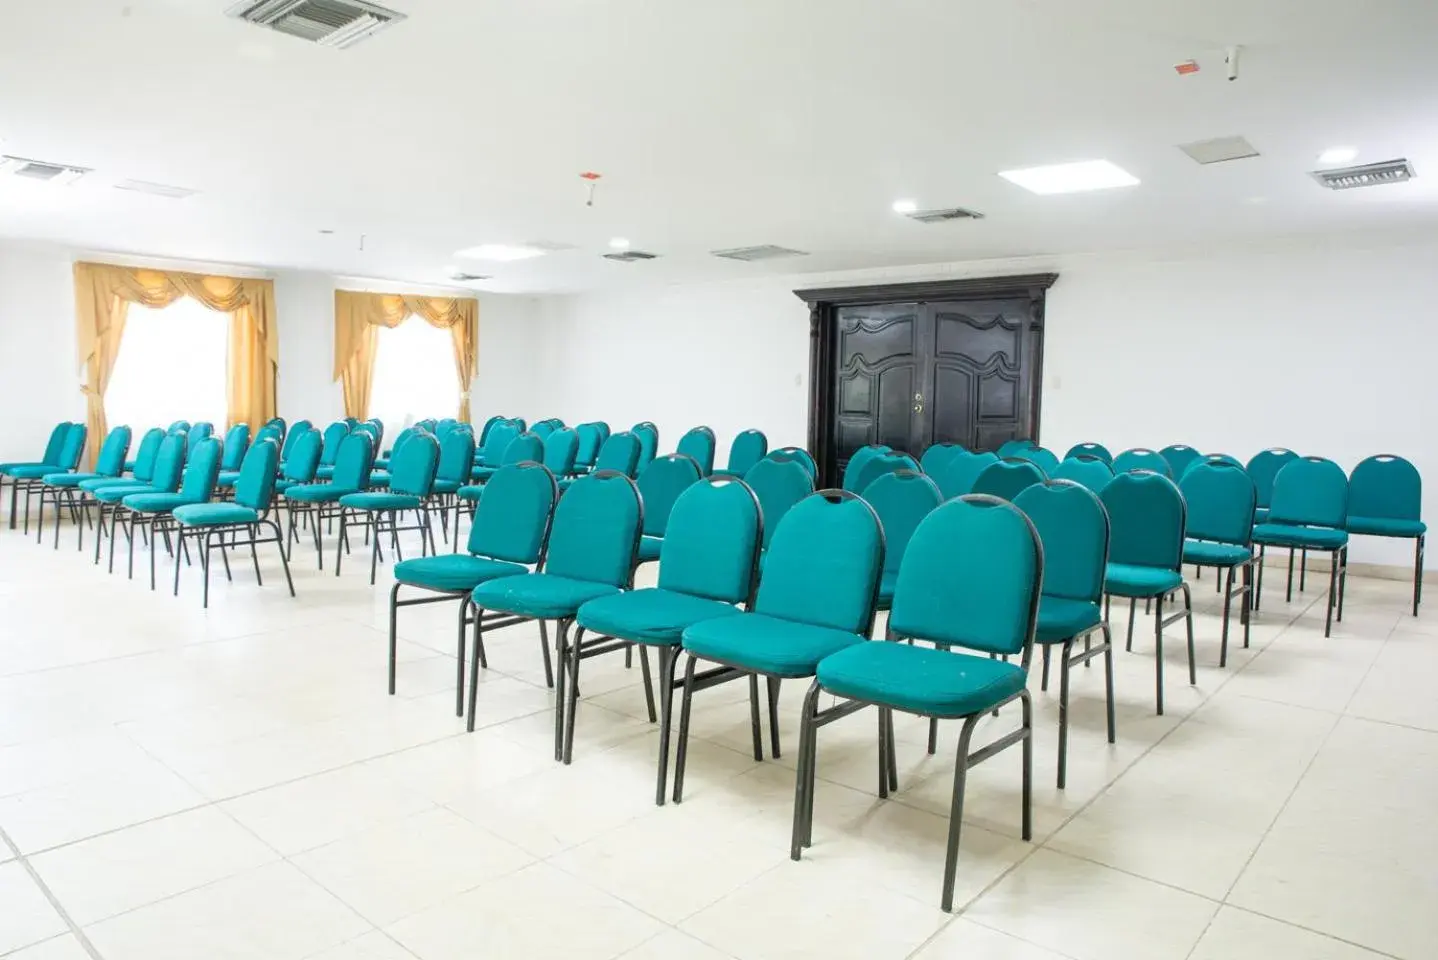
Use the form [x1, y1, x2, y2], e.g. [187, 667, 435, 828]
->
[833, 303, 924, 479]
[925, 300, 1032, 452]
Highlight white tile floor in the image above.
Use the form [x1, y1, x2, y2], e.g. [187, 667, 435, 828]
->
[1, 521, 1433, 959]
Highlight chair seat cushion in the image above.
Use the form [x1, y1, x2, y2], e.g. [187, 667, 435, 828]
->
[43, 472, 100, 487]
[1347, 516, 1426, 538]
[284, 484, 353, 503]
[122, 492, 197, 513]
[431, 479, 462, 494]
[0, 461, 49, 473]
[471, 573, 621, 619]
[682, 613, 865, 678]
[339, 491, 421, 511]
[818, 642, 1027, 718]
[95, 483, 160, 503]
[578, 588, 742, 645]
[4, 464, 64, 479]
[636, 535, 663, 563]
[1183, 539, 1253, 567]
[215, 470, 241, 488]
[81, 476, 145, 494]
[1252, 523, 1349, 550]
[1104, 562, 1182, 598]
[456, 485, 485, 502]
[1036, 596, 1102, 644]
[174, 502, 260, 526]
[395, 554, 527, 592]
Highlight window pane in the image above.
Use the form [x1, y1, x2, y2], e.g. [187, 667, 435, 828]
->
[369, 318, 457, 439]
[106, 298, 229, 431]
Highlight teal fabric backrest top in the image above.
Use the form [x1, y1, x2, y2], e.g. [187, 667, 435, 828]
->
[676, 426, 717, 476]
[281, 419, 311, 458]
[1270, 457, 1348, 529]
[1160, 444, 1202, 479]
[477, 416, 504, 445]
[574, 423, 603, 467]
[544, 472, 643, 586]
[254, 423, 283, 449]
[263, 416, 287, 438]
[416, 419, 438, 433]
[531, 421, 556, 440]
[862, 471, 943, 577]
[594, 433, 641, 477]
[479, 422, 520, 465]
[542, 429, 579, 477]
[40, 423, 69, 464]
[972, 458, 1047, 503]
[58, 423, 88, 469]
[149, 434, 188, 492]
[363, 419, 383, 448]
[190, 422, 214, 444]
[221, 424, 251, 471]
[389, 427, 422, 460]
[768, 447, 816, 479]
[632, 423, 659, 471]
[319, 422, 351, 466]
[95, 426, 132, 478]
[725, 429, 768, 477]
[890, 496, 1042, 658]
[129, 428, 165, 483]
[743, 457, 815, 549]
[841, 444, 892, 492]
[1100, 471, 1185, 570]
[937, 451, 999, 500]
[854, 453, 918, 495]
[1186, 453, 1242, 477]
[281, 429, 323, 482]
[1016, 446, 1060, 476]
[997, 438, 1036, 458]
[1064, 442, 1112, 464]
[1348, 455, 1422, 521]
[391, 432, 440, 497]
[1246, 448, 1299, 509]
[234, 439, 280, 512]
[179, 438, 223, 502]
[435, 429, 477, 484]
[637, 455, 703, 538]
[1053, 455, 1114, 494]
[469, 463, 557, 563]
[502, 433, 544, 467]
[1180, 462, 1255, 546]
[345, 417, 362, 428]
[166, 420, 191, 435]
[1114, 448, 1172, 477]
[1015, 481, 1108, 603]
[919, 443, 966, 477]
[659, 478, 762, 604]
[331, 433, 375, 491]
[755, 492, 884, 634]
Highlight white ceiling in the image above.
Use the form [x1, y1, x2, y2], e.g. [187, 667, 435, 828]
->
[1, 0, 1436, 293]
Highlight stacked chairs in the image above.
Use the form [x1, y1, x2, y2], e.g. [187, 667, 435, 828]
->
[120, 436, 222, 590]
[337, 430, 440, 583]
[1015, 445, 1060, 476]
[1346, 455, 1424, 615]
[972, 457, 1046, 502]
[634, 455, 702, 563]
[918, 442, 966, 477]
[572, 422, 611, 475]
[3, 422, 86, 532]
[283, 432, 375, 569]
[841, 444, 892, 492]
[1252, 457, 1349, 636]
[81, 427, 164, 564]
[559, 432, 639, 490]
[862, 470, 942, 611]
[1180, 462, 1256, 665]
[632, 421, 659, 474]
[743, 457, 814, 556]
[1159, 444, 1202, 479]
[314, 421, 353, 479]
[1053, 454, 1114, 493]
[935, 450, 997, 499]
[714, 428, 767, 479]
[767, 446, 816, 480]
[676, 426, 717, 476]
[37, 425, 130, 549]
[853, 452, 918, 493]
[1064, 442, 1112, 463]
[1113, 447, 1171, 477]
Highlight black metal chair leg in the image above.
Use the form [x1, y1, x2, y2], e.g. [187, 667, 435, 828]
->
[1182, 582, 1196, 685]
[1154, 592, 1165, 716]
[1338, 546, 1348, 621]
[638, 644, 657, 723]
[654, 646, 678, 805]
[1220, 566, 1233, 668]
[562, 626, 583, 764]
[388, 583, 402, 696]
[1040, 643, 1051, 691]
[1126, 597, 1136, 652]
[538, 619, 553, 688]
[451, 596, 467, 715]
[1300, 548, 1308, 592]
[1057, 638, 1073, 789]
[672, 654, 700, 804]
[940, 715, 983, 913]
[1324, 549, 1337, 637]
[747, 674, 763, 761]
[1286, 547, 1296, 602]
[766, 675, 782, 759]
[1414, 535, 1425, 616]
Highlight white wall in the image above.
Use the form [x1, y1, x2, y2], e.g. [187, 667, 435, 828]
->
[0, 240, 84, 460]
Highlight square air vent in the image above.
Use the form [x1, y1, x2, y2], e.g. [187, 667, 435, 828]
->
[113, 179, 198, 200]
[905, 207, 985, 224]
[227, 0, 406, 48]
[445, 270, 491, 282]
[1178, 136, 1260, 165]
[602, 250, 659, 263]
[1311, 159, 1415, 190]
[0, 156, 90, 185]
[711, 245, 810, 262]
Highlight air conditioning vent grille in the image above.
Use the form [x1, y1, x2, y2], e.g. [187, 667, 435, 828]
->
[906, 207, 986, 224]
[447, 271, 491, 282]
[1178, 135, 1260, 165]
[114, 179, 198, 200]
[227, 0, 405, 48]
[0, 156, 90, 184]
[711, 245, 810, 262]
[602, 250, 659, 263]
[1311, 159, 1415, 190]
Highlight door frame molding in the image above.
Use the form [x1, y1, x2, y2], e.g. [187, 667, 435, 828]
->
[796, 273, 1058, 487]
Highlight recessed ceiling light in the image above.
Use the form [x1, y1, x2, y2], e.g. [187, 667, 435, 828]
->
[998, 160, 1140, 195]
[608, 237, 630, 249]
[1318, 146, 1357, 165]
[454, 243, 548, 262]
[891, 199, 918, 214]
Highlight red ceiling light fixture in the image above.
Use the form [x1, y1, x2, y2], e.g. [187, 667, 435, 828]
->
[579, 171, 602, 207]
[1174, 59, 1200, 76]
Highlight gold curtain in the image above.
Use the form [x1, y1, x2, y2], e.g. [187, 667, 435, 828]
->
[333, 290, 478, 422]
[73, 262, 278, 467]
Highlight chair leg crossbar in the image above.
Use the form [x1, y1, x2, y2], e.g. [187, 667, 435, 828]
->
[1254, 545, 1348, 637]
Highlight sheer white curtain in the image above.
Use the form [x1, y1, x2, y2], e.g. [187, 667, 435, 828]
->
[106, 298, 229, 431]
[368, 317, 462, 439]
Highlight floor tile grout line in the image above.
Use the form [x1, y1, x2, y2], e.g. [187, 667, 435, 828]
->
[1209, 903, 1409, 960]
[0, 822, 107, 960]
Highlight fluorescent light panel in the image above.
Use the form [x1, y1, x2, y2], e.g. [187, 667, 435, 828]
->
[999, 159, 1139, 195]
[454, 243, 548, 262]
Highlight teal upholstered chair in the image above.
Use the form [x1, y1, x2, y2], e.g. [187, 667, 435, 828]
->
[972, 458, 1046, 502]
[1246, 448, 1299, 524]
[460, 433, 545, 512]
[187, 422, 214, 451]
[472, 420, 520, 472]
[997, 438, 1036, 458]
[854, 453, 918, 495]
[919, 442, 967, 477]
[1113, 448, 1171, 477]
[284, 433, 375, 570]
[1015, 480, 1113, 788]
[261, 416, 287, 447]
[5, 422, 86, 533]
[345, 416, 363, 429]
[362, 418, 384, 449]
[1180, 461, 1256, 665]
[791, 495, 1041, 912]
[841, 444, 892, 492]
[1016, 446, 1060, 476]
[1064, 442, 1112, 464]
[1053, 455, 1114, 493]
[635, 454, 703, 563]
[82, 427, 162, 564]
[632, 422, 659, 474]
[714, 429, 768, 479]
[1100, 470, 1193, 714]
[93, 432, 185, 575]
[863, 470, 942, 609]
[275, 428, 322, 553]
[476, 415, 503, 446]
[676, 426, 717, 476]
[172, 438, 291, 607]
[673, 491, 884, 801]
[428, 426, 476, 545]
[1185, 453, 1241, 477]
[371, 427, 424, 488]
[1347, 455, 1424, 615]
[166, 420, 191, 435]
[338, 430, 440, 583]
[220, 424, 250, 472]
[390, 462, 558, 712]
[467, 471, 644, 735]
[541, 428, 579, 481]
[435, 418, 459, 439]
[2, 421, 71, 524]
[38, 425, 131, 550]
[742, 457, 814, 552]
[415, 418, 439, 434]
[572, 422, 609, 474]
[767, 446, 816, 480]
[278, 419, 311, 465]
[314, 421, 353, 480]
[1252, 457, 1349, 636]
[122, 436, 223, 589]
[558, 432, 639, 490]
[574, 477, 762, 793]
[936, 451, 998, 499]
[1159, 444, 1202, 479]
[531, 421, 556, 440]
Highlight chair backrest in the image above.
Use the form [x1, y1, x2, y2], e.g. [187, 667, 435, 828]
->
[435, 428, 476, 485]
[280, 419, 312, 458]
[40, 422, 69, 464]
[854, 453, 919, 494]
[319, 421, 351, 466]
[1348, 455, 1422, 523]
[468, 462, 558, 563]
[1180, 461, 1255, 546]
[724, 429, 768, 477]
[254, 423, 283, 449]
[767, 446, 817, 479]
[388, 426, 421, 460]
[1015, 445, 1060, 476]
[1100, 470, 1186, 571]
[190, 421, 214, 444]
[542, 428, 579, 477]
[179, 437, 223, 502]
[594, 432, 641, 477]
[677, 426, 717, 476]
[262, 417, 287, 446]
[1064, 442, 1112, 464]
[971, 457, 1046, 502]
[1246, 448, 1299, 510]
[501, 433, 545, 468]
[754, 491, 884, 635]
[936, 451, 999, 499]
[353, 422, 380, 445]
[574, 422, 604, 468]
[390, 431, 440, 497]
[1053, 455, 1114, 493]
[166, 420, 191, 435]
[997, 438, 1036, 458]
[1269, 457, 1348, 529]
[415, 418, 438, 433]
[531, 421, 556, 440]
[637, 454, 703, 538]
[234, 439, 281, 512]
[890, 495, 1043, 660]
[544, 471, 643, 586]
[1113, 447, 1171, 477]
[841, 444, 892, 492]
[743, 457, 815, 549]
[220, 424, 251, 471]
[129, 428, 165, 482]
[478, 415, 504, 446]
[1015, 481, 1109, 603]
[658, 478, 763, 605]
[479, 421, 520, 465]
[632, 422, 659, 472]
[363, 419, 384, 449]
[330, 433, 375, 491]
[94, 426, 132, 478]
[344, 417, 362, 428]
[1160, 444, 1202, 479]
[862, 471, 943, 578]
[506, 417, 528, 434]
[149, 434, 187, 492]
[1186, 453, 1242, 477]
[918, 442, 966, 477]
[58, 422, 88, 469]
[281, 428, 323, 483]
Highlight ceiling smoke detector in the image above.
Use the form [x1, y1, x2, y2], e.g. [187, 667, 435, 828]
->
[904, 206, 985, 224]
[602, 250, 659, 263]
[0, 156, 91, 185]
[711, 245, 810, 262]
[226, 0, 406, 49]
[113, 179, 198, 200]
[1311, 158, 1415, 190]
[1178, 136, 1260, 165]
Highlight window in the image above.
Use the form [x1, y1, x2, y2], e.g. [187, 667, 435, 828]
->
[107, 297, 229, 431]
[368, 317, 457, 439]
